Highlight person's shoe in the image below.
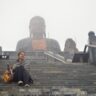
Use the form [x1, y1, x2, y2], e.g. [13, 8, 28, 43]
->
[25, 84, 30, 87]
[18, 81, 23, 86]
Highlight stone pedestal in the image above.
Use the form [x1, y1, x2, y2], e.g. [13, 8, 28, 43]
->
[88, 47, 96, 64]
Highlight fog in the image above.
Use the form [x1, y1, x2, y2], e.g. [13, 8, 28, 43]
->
[0, 0, 96, 51]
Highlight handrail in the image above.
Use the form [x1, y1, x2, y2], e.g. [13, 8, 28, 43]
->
[44, 51, 66, 63]
[86, 44, 96, 48]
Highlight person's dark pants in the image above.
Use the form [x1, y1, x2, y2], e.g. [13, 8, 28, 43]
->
[13, 66, 33, 84]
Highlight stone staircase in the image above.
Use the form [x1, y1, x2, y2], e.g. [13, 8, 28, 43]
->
[0, 59, 96, 95]
[29, 62, 96, 90]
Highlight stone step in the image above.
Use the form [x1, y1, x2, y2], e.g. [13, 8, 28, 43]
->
[0, 60, 96, 94]
[0, 83, 95, 94]
[0, 85, 88, 96]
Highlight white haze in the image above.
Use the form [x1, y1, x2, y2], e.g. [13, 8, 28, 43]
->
[0, 0, 96, 51]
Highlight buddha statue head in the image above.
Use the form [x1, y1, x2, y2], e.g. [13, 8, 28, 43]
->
[29, 16, 46, 39]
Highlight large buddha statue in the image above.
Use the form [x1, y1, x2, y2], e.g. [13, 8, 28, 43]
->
[16, 16, 61, 53]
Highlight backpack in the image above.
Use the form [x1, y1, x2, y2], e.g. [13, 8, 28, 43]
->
[2, 64, 13, 83]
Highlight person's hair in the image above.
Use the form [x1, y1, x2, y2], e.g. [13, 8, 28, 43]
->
[17, 51, 25, 61]
[17, 51, 25, 56]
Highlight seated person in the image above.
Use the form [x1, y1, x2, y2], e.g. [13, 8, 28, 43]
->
[12, 51, 33, 86]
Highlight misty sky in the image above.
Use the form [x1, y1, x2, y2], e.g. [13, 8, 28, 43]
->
[0, 0, 96, 51]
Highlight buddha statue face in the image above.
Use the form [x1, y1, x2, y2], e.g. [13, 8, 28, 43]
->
[29, 16, 46, 38]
